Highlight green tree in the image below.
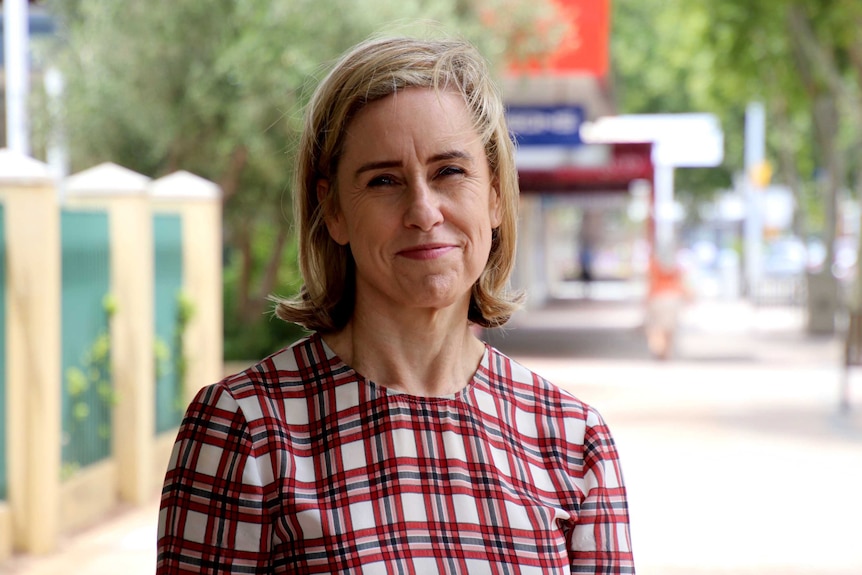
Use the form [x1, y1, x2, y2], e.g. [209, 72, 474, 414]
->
[612, 0, 862, 260]
[700, 0, 862, 254]
[41, 0, 559, 359]
[610, 0, 736, 201]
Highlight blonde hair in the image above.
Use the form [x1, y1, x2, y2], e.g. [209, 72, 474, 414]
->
[274, 35, 522, 332]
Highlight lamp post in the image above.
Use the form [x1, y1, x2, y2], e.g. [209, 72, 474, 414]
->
[3, 0, 30, 155]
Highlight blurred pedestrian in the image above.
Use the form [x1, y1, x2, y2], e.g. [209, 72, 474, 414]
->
[577, 208, 602, 297]
[644, 252, 691, 360]
[157, 34, 635, 574]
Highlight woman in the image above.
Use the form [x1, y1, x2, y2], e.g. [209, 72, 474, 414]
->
[644, 252, 691, 360]
[158, 35, 635, 574]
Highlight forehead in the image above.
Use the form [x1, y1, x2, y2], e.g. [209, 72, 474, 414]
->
[342, 88, 482, 152]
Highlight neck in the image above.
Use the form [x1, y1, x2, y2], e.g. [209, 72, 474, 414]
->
[323, 304, 485, 397]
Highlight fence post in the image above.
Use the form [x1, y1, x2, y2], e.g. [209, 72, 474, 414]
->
[150, 171, 223, 400]
[65, 163, 155, 506]
[149, 172, 222, 477]
[0, 149, 61, 554]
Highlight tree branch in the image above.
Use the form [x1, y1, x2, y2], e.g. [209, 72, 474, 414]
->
[785, 4, 847, 100]
[219, 145, 249, 203]
[254, 223, 291, 316]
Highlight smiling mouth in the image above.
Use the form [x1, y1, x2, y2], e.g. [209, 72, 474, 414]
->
[397, 244, 456, 260]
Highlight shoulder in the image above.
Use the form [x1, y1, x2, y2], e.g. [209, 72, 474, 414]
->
[225, 333, 331, 387]
[482, 344, 590, 413]
[191, 333, 333, 426]
[480, 344, 606, 443]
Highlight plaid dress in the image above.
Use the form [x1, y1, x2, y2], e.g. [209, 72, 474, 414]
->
[157, 333, 635, 574]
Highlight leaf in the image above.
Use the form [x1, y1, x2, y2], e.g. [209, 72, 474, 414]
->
[73, 402, 90, 421]
[66, 367, 89, 396]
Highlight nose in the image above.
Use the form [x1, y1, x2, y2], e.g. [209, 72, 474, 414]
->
[403, 179, 443, 231]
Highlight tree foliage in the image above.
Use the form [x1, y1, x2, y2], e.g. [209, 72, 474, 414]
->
[611, 0, 862, 251]
[610, 0, 737, 202]
[40, 0, 559, 359]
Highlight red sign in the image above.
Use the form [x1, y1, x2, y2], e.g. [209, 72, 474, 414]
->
[509, 0, 610, 78]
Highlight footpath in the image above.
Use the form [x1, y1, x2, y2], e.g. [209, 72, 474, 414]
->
[3, 295, 860, 575]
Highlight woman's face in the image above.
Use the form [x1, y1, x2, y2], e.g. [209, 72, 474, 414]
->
[321, 87, 501, 320]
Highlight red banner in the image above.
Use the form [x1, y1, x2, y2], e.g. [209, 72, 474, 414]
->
[509, 0, 610, 78]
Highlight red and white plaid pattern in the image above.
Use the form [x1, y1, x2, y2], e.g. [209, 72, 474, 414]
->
[157, 334, 635, 574]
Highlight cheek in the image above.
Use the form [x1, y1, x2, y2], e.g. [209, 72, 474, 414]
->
[344, 213, 391, 257]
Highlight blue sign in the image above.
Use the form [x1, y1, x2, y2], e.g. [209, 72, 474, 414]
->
[506, 105, 585, 146]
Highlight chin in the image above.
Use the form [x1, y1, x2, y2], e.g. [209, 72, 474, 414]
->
[407, 288, 474, 317]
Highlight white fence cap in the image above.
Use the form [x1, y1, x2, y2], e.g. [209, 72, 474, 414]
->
[65, 162, 151, 196]
[149, 170, 221, 201]
[0, 148, 54, 184]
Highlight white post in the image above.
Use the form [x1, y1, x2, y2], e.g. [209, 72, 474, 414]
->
[0, 150, 60, 553]
[653, 163, 675, 259]
[149, 171, 223, 485]
[44, 67, 69, 201]
[65, 163, 155, 508]
[743, 102, 766, 297]
[3, 0, 30, 155]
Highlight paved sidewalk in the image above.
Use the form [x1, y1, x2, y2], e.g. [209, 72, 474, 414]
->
[0, 499, 159, 574]
[3, 297, 860, 574]
[491, 297, 861, 575]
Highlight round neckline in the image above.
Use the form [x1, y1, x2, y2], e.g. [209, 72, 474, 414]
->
[315, 333, 489, 401]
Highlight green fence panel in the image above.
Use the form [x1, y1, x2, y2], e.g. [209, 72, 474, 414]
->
[61, 210, 112, 472]
[0, 203, 6, 499]
[154, 214, 184, 433]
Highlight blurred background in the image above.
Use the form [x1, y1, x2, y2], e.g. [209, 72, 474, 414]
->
[0, 0, 860, 573]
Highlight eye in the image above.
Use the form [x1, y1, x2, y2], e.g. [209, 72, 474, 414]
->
[367, 174, 397, 187]
[437, 165, 465, 178]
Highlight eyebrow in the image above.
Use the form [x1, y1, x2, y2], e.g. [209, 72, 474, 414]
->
[353, 150, 474, 178]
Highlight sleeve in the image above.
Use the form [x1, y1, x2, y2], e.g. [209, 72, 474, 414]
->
[156, 383, 274, 574]
[569, 408, 636, 574]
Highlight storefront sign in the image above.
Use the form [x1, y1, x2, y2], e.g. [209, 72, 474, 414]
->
[507, 105, 585, 146]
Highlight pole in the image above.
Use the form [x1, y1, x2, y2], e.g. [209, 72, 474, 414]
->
[743, 102, 766, 297]
[4, 0, 30, 155]
[653, 163, 675, 261]
[44, 66, 68, 202]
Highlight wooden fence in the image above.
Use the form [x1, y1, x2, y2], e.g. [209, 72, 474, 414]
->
[0, 151, 222, 561]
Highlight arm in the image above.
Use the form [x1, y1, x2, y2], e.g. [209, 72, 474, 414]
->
[157, 383, 273, 574]
[569, 409, 635, 574]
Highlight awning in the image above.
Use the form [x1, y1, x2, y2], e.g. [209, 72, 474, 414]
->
[517, 142, 653, 194]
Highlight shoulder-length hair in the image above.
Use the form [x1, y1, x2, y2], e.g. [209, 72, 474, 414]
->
[274, 35, 522, 332]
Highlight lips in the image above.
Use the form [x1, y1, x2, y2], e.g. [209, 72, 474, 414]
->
[397, 243, 456, 260]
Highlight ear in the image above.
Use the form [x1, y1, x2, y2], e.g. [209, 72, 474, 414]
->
[489, 179, 503, 229]
[318, 179, 350, 246]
